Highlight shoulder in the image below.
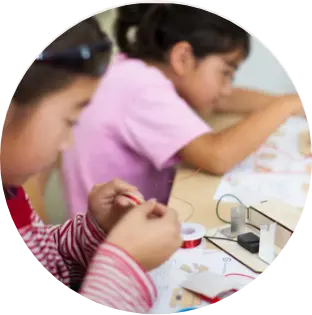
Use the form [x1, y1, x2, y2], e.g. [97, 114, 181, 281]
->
[98, 53, 174, 95]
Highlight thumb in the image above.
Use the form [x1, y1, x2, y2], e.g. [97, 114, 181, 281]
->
[135, 199, 157, 216]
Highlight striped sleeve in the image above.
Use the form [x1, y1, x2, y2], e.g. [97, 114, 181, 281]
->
[50, 212, 106, 267]
[80, 242, 157, 313]
[25, 192, 106, 283]
[16, 188, 157, 312]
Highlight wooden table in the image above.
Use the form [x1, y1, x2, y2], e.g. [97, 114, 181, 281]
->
[168, 113, 304, 251]
[168, 113, 243, 248]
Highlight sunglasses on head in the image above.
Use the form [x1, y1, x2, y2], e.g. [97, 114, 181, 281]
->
[35, 37, 112, 76]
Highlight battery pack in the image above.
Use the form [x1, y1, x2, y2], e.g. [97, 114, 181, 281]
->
[237, 232, 260, 254]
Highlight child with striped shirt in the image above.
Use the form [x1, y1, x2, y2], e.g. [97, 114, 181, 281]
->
[2, 17, 181, 312]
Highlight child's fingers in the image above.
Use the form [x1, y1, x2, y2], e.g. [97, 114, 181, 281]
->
[163, 207, 179, 224]
[115, 195, 135, 208]
[119, 191, 145, 205]
[93, 179, 140, 199]
[149, 202, 168, 217]
[110, 179, 139, 194]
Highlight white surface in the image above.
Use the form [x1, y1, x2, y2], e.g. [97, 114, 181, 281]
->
[214, 117, 311, 207]
[234, 37, 296, 94]
[148, 246, 258, 314]
[182, 271, 239, 298]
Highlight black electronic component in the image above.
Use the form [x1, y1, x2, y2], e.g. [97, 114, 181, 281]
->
[237, 232, 260, 254]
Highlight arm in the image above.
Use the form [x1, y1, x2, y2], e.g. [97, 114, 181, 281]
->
[214, 87, 277, 114]
[212, 87, 307, 116]
[27, 201, 155, 312]
[121, 84, 302, 177]
[179, 97, 299, 175]
[80, 242, 156, 312]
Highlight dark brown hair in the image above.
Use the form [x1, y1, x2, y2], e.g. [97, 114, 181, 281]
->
[13, 17, 110, 106]
[115, 3, 250, 62]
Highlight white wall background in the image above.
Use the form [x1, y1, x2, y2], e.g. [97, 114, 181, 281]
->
[234, 37, 296, 94]
[45, 9, 297, 224]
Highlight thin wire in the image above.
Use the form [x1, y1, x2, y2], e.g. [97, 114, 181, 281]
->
[168, 168, 201, 183]
[204, 236, 238, 243]
[159, 171, 260, 230]
[216, 193, 259, 230]
[170, 195, 195, 222]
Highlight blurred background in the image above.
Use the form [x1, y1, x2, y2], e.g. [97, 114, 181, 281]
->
[28, 8, 296, 224]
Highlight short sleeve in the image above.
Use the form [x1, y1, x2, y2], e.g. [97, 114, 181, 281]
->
[121, 82, 211, 170]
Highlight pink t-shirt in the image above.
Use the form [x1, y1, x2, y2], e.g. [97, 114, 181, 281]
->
[62, 54, 210, 216]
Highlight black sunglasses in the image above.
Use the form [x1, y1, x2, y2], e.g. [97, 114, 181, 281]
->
[35, 38, 112, 76]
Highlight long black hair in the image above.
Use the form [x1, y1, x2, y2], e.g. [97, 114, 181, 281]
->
[115, 3, 250, 62]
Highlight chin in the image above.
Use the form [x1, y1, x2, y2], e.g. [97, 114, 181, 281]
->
[1, 174, 31, 187]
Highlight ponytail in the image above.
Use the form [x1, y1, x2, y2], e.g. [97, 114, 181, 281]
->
[115, 4, 170, 60]
[115, 4, 154, 55]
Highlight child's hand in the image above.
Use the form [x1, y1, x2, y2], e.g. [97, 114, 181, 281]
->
[88, 179, 144, 233]
[106, 199, 182, 271]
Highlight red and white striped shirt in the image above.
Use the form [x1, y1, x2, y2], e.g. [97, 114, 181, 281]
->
[6, 186, 157, 312]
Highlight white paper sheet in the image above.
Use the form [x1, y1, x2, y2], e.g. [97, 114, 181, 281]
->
[215, 173, 309, 207]
[148, 247, 257, 314]
[214, 117, 311, 208]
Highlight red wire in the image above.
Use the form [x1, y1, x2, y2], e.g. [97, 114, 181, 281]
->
[198, 275, 255, 304]
[181, 239, 202, 249]
[121, 193, 141, 205]
[225, 273, 256, 280]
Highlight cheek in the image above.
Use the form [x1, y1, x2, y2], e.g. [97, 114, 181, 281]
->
[1, 129, 57, 185]
[191, 72, 221, 109]
[203, 69, 224, 95]
[20, 120, 65, 176]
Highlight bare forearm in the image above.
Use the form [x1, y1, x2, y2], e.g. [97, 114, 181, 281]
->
[217, 87, 276, 113]
[214, 88, 277, 114]
[180, 98, 297, 175]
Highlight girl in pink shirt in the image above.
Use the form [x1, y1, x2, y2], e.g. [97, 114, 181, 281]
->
[2, 17, 180, 312]
[62, 4, 304, 216]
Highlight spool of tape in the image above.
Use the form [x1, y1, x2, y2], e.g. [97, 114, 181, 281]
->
[181, 223, 206, 249]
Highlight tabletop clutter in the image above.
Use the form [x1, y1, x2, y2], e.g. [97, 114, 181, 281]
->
[122, 190, 300, 313]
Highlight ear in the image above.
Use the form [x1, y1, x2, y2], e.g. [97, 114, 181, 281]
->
[168, 41, 196, 76]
